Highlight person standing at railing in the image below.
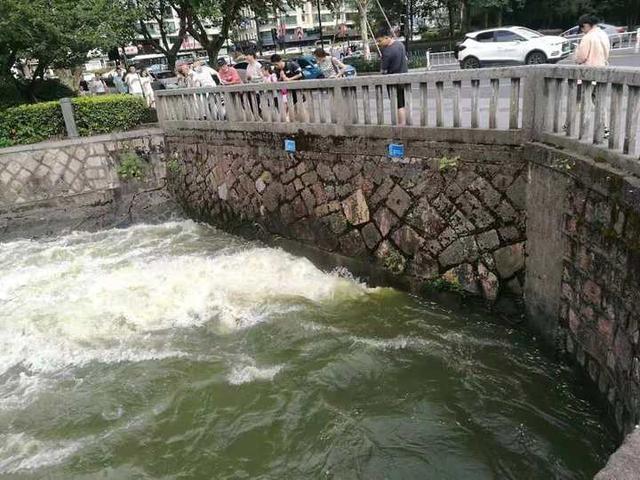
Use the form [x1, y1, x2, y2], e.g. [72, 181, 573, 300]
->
[574, 14, 611, 138]
[375, 25, 409, 126]
[575, 15, 610, 68]
[192, 61, 219, 87]
[216, 58, 242, 85]
[313, 48, 348, 79]
[271, 54, 307, 122]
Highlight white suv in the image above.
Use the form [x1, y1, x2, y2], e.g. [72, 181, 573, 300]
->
[456, 26, 571, 69]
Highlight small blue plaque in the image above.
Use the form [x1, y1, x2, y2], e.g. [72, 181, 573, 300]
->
[284, 139, 296, 153]
[388, 143, 404, 158]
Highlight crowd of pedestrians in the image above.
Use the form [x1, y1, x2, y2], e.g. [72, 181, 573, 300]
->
[80, 65, 156, 108]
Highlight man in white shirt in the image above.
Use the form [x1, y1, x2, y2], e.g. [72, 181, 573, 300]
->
[191, 61, 219, 87]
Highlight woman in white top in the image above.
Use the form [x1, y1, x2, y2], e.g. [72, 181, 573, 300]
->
[125, 66, 143, 96]
[313, 48, 347, 79]
[245, 51, 264, 83]
[140, 69, 155, 108]
[89, 73, 107, 95]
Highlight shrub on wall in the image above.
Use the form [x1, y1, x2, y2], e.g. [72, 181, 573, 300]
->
[73, 95, 152, 136]
[0, 95, 152, 147]
[0, 101, 65, 146]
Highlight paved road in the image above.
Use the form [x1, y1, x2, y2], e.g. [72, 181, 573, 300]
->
[355, 49, 639, 128]
[428, 48, 640, 71]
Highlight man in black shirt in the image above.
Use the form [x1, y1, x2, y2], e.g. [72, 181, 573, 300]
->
[376, 25, 409, 126]
[271, 54, 308, 122]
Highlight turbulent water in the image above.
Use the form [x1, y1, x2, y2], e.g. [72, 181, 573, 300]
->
[0, 221, 615, 479]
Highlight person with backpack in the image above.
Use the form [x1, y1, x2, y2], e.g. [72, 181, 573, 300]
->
[313, 48, 348, 79]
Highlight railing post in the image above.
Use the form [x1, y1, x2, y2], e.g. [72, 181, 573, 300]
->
[636, 28, 640, 53]
[59, 98, 78, 138]
[521, 67, 546, 141]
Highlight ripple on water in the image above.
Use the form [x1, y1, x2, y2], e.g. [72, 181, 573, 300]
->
[0, 221, 617, 479]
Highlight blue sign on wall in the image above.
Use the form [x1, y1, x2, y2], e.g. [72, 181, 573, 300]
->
[284, 139, 296, 153]
[388, 143, 405, 158]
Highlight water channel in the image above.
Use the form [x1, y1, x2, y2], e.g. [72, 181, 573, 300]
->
[0, 220, 616, 479]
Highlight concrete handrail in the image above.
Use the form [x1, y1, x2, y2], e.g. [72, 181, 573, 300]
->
[156, 65, 640, 167]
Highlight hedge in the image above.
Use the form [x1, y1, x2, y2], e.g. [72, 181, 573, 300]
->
[0, 95, 152, 147]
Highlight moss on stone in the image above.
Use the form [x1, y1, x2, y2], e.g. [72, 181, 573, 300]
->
[383, 248, 407, 275]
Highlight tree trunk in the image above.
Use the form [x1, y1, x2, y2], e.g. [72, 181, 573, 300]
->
[461, 0, 471, 33]
[358, 1, 371, 60]
[497, 8, 502, 27]
[483, 10, 489, 28]
[447, 0, 456, 41]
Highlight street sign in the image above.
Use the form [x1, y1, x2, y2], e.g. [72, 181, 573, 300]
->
[388, 143, 404, 158]
[284, 139, 296, 153]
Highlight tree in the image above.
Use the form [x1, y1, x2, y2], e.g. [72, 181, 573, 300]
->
[135, 0, 189, 71]
[0, 0, 138, 102]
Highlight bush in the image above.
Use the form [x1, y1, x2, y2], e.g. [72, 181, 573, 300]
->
[343, 57, 381, 73]
[72, 95, 152, 136]
[0, 94, 152, 147]
[0, 101, 65, 146]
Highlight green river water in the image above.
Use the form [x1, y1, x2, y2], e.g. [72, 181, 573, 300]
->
[0, 221, 616, 479]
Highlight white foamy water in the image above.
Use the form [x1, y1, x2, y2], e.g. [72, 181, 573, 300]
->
[0, 434, 86, 474]
[0, 221, 369, 377]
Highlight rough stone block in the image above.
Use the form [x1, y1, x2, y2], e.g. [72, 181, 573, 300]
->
[333, 164, 351, 182]
[342, 189, 370, 225]
[476, 230, 500, 252]
[373, 206, 398, 238]
[386, 185, 412, 218]
[439, 235, 478, 268]
[408, 250, 439, 280]
[582, 280, 602, 306]
[493, 242, 525, 279]
[339, 229, 366, 257]
[301, 171, 318, 186]
[301, 188, 316, 212]
[361, 222, 382, 250]
[323, 212, 348, 235]
[391, 225, 423, 256]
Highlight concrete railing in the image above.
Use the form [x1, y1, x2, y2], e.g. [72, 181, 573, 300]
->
[156, 65, 640, 171]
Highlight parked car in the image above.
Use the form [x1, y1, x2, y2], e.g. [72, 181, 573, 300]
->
[291, 56, 323, 79]
[150, 70, 180, 90]
[233, 59, 270, 82]
[456, 26, 571, 69]
[561, 23, 627, 48]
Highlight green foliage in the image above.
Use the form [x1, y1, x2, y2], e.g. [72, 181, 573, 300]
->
[167, 157, 181, 175]
[421, 277, 465, 294]
[0, 95, 152, 147]
[73, 95, 152, 136]
[343, 57, 381, 72]
[117, 151, 147, 180]
[438, 156, 460, 171]
[0, 101, 65, 146]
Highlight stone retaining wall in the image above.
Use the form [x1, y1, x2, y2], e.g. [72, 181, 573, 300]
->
[0, 129, 175, 240]
[526, 144, 640, 435]
[166, 130, 527, 303]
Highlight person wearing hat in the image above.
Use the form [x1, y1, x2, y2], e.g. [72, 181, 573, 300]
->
[216, 58, 242, 85]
